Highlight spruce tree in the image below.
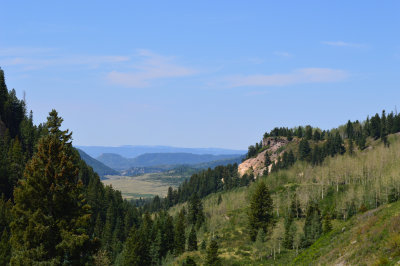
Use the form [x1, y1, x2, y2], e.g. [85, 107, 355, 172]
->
[187, 226, 198, 251]
[0, 68, 7, 118]
[122, 226, 151, 266]
[283, 216, 295, 249]
[302, 202, 322, 247]
[0, 229, 10, 265]
[174, 208, 186, 255]
[305, 125, 313, 140]
[248, 181, 274, 241]
[298, 139, 311, 162]
[205, 238, 220, 266]
[10, 110, 98, 264]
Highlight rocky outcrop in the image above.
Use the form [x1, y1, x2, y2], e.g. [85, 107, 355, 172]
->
[238, 137, 290, 178]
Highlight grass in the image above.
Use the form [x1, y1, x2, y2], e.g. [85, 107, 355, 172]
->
[102, 174, 175, 199]
[167, 134, 400, 265]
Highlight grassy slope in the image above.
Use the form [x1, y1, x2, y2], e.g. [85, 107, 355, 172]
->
[167, 134, 400, 265]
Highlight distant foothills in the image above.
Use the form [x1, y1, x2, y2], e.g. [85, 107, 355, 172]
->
[76, 145, 246, 158]
[76, 145, 246, 178]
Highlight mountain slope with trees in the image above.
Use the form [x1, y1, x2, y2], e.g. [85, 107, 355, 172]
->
[2, 67, 400, 265]
[77, 149, 119, 178]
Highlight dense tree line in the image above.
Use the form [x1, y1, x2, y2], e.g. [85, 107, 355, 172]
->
[140, 163, 245, 213]
[0, 69, 141, 264]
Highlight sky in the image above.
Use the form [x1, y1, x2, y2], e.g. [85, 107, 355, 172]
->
[1, 1, 399, 149]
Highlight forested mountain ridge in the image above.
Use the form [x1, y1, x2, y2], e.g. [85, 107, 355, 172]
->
[2, 66, 400, 265]
[77, 149, 119, 178]
[96, 152, 243, 170]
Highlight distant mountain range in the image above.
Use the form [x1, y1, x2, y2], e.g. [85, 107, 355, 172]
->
[76, 145, 246, 158]
[77, 149, 119, 178]
[96, 152, 243, 170]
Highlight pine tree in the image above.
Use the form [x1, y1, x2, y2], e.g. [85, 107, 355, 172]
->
[205, 238, 221, 266]
[298, 139, 311, 162]
[200, 240, 207, 250]
[302, 202, 322, 247]
[0, 68, 8, 118]
[0, 229, 10, 265]
[305, 125, 313, 140]
[187, 226, 198, 251]
[122, 226, 151, 266]
[346, 120, 354, 139]
[7, 137, 24, 197]
[174, 208, 186, 255]
[150, 230, 162, 265]
[10, 110, 98, 264]
[283, 216, 295, 249]
[248, 181, 274, 241]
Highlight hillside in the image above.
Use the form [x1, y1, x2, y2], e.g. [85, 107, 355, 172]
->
[77, 149, 119, 178]
[97, 152, 243, 170]
[165, 134, 400, 265]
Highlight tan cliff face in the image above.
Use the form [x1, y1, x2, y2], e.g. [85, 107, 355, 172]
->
[238, 137, 290, 177]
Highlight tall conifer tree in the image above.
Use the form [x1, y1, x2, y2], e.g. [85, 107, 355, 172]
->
[10, 110, 97, 264]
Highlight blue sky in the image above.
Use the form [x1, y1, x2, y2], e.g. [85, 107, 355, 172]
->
[1, 1, 399, 149]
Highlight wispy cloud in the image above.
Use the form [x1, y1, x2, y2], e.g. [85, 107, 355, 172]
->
[274, 51, 292, 58]
[106, 50, 197, 88]
[0, 46, 130, 70]
[223, 68, 348, 88]
[322, 41, 364, 48]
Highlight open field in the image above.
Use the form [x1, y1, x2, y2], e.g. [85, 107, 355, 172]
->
[101, 172, 187, 199]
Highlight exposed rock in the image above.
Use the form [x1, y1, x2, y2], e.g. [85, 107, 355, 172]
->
[238, 137, 290, 177]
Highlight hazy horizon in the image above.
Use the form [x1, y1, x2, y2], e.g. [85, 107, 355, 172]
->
[1, 1, 399, 149]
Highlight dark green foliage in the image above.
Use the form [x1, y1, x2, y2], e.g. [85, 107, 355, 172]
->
[305, 125, 313, 140]
[346, 120, 354, 139]
[311, 145, 323, 166]
[205, 238, 221, 266]
[370, 113, 381, 139]
[182, 256, 197, 265]
[388, 188, 399, 203]
[298, 139, 311, 162]
[122, 226, 151, 266]
[283, 216, 296, 249]
[0, 228, 10, 265]
[302, 202, 322, 247]
[322, 214, 332, 233]
[0, 68, 8, 118]
[188, 193, 205, 228]
[187, 227, 198, 251]
[290, 193, 303, 219]
[217, 194, 222, 205]
[200, 240, 207, 250]
[248, 181, 274, 241]
[10, 110, 98, 264]
[313, 130, 321, 141]
[174, 208, 186, 255]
